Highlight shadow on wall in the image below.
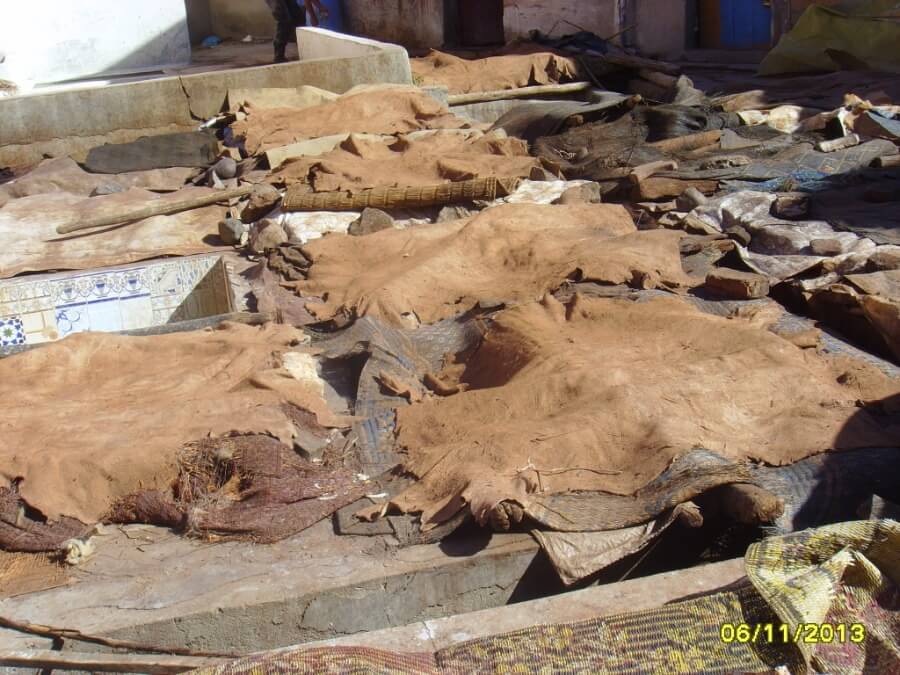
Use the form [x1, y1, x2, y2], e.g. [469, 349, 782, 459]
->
[185, 0, 215, 45]
[0, 3, 192, 87]
[206, 0, 278, 41]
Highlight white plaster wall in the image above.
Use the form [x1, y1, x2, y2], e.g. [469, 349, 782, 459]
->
[0, 1, 190, 87]
[503, 0, 620, 42]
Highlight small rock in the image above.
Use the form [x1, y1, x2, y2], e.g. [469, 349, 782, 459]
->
[241, 183, 282, 223]
[553, 182, 603, 205]
[90, 182, 125, 196]
[866, 246, 900, 271]
[348, 208, 394, 236]
[658, 212, 687, 228]
[218, 217, 248, 246]
[675, 186, 707, 211]
[809, 238, 844, 257]
[704, 268, 770, 300]
[724, 225, 751, 247]
[248, 219, 287, 254]
[681, 213, 721, 236]
[770, 192, 809, 220]
[680, 234, 727, 256]
[437, 205, 473, 222]
[212, 157, 238, 179]
[529, 166, 558, 181]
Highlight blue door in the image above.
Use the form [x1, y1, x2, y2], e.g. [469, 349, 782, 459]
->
[309, 0, 343, 32]
[720, 0, 772, 48]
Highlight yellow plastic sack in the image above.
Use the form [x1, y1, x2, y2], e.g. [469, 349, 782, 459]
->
[760, 0, 900, 75]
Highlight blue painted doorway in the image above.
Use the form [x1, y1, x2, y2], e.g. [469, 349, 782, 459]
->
[720, 0, 772, 48]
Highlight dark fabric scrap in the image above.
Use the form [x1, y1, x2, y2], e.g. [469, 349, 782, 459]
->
[491, 97, 633, 143]
[810, 176, 900, 246]
[0, 485, 91, 553]
[85, 131, 219, 174]
[314, 315, 483, 476]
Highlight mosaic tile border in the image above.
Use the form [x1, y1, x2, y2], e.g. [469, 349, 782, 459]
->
[0, 255, 234, 348]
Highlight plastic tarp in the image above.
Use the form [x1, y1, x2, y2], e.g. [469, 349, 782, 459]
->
[760, 0, 900, 76]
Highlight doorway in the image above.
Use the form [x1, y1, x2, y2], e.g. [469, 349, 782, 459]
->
[457, 0, 504, 47]
[698, 0, 772, 49]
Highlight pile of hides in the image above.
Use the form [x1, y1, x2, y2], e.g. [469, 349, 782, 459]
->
[231, 87, 467, 156]
[272, 130, 540, 192]
[680, 189, 900, 362]
[379, 294, 898, 529]
[803, 269, 900, 362]
[760, 0, 900, 76]
[0, 323, 352, 551]
[410, 50, 579, 94]
[285, 203, 692, 326]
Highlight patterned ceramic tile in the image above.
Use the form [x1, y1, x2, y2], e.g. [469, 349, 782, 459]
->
[0, 317, 25, 346]
[0, 255, 233, 348]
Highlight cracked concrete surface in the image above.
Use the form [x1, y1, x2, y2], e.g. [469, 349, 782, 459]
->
[0, 521, 540, 655]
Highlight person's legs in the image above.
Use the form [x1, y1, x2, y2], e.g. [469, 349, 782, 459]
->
[265, 0, 295, 63]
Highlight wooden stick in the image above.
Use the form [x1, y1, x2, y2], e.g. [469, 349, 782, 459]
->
[56, 186, 254, 235]
[447, 81, 592, 106]
[628, 160, 679, 184]
[0, 649, 225, 674]
[648, 130, 722, 154]
[816, 133, 860, 153]
[871, 155, 900, 168]
[0, 615, 239, 659]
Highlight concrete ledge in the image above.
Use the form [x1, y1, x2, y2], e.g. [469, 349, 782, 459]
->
[297, 27, 408, 63]
[0, 522, 544, 655]
[0, 30, 413, 167]
[0, 558, 745, 673]
[306, 557, 747, 654]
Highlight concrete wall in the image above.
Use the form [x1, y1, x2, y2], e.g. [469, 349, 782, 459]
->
[341, 0, 445, 49]
[0, 1, 190, 86]
[631, 0, 687, 58]
[0, 30, 412, 167]
[502, 0, 620, 42]
[209, 0, 277, 40]
[297, 27, 404, 61]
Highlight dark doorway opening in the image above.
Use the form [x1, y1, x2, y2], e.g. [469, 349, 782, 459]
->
[458, 0, 504, 47]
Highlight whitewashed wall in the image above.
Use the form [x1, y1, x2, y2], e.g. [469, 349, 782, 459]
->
[0, 1, 190, 87]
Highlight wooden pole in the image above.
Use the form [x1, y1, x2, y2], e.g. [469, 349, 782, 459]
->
[56, 186, 254, 236]
[0, 650, 226, 674]
[0, 614, 239, 659]
[447, 81, 592, 106]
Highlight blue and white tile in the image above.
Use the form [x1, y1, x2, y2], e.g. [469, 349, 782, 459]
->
[55, 307, 89, 338]
[0, 317, 26, 346]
